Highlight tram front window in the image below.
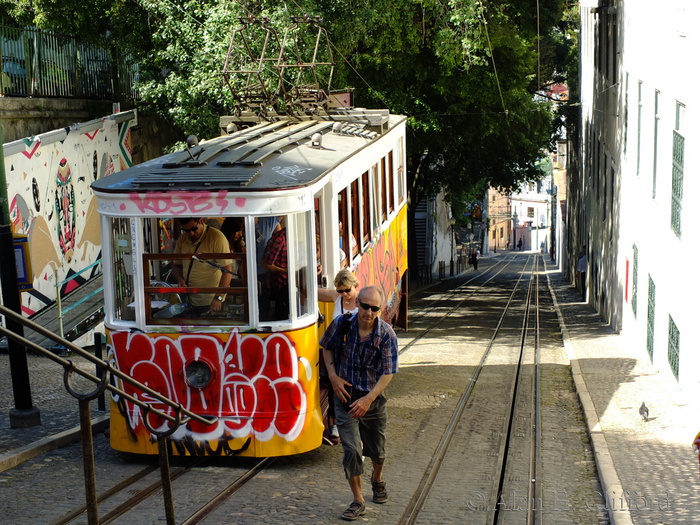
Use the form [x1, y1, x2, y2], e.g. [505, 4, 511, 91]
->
[138, 216, 249, 326]
[260, 216, 289, 321]
[257, 212, 314, 323]
[106, 214, 314, 328]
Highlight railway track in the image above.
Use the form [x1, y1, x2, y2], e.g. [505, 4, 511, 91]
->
[48, 456, 275, 525]
[397, 254, 600, 525]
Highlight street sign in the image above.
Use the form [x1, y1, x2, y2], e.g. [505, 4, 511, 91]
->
[13, 235, 33, 291]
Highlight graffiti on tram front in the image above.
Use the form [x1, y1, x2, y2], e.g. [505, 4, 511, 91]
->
[125, 190, 233, 216]
[108, 329, 308, 443]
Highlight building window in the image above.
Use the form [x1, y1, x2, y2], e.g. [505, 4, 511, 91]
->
[652, 90, 660, 198]
[671, 102, 685, 237]
[636, 81, 642, 177]
[527, 207, 534, 218]
[631, 244, 638, 317]
[623, 73, 629, 156]
[668, 315, 680, 380]
[646, 276, 655, 360]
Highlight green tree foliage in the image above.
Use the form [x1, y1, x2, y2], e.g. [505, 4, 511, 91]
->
[1, 0, 576, 213]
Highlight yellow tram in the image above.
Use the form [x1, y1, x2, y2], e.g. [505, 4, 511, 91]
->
[91, 109, 408, 457]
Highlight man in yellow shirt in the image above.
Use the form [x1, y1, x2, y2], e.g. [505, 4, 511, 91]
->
[171, 218, 233, 314]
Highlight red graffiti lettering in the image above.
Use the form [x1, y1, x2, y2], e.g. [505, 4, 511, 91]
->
[108, 329, 306, 443]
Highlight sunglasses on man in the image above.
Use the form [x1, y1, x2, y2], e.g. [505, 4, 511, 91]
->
[181, 225, 199, 233]
[359, 301, 381, 312]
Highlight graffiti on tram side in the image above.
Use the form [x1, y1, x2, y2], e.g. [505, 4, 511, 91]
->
[354, 207, 408, 319]
[4, 117, 135, 315]
[108, 328, 310, 444]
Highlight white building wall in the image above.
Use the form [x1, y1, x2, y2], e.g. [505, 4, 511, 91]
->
[578, 0, 700, 396]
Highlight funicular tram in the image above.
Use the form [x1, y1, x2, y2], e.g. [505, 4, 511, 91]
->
[91, 109, 408, 457]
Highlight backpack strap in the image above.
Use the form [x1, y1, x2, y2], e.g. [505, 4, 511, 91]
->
[334, 312, 354, 364]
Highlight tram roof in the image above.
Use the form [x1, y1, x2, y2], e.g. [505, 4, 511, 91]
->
[92, 110, 406, 194]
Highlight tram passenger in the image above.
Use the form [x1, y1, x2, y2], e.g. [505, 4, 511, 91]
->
[221, 217, 246, 279]
[261, 217, 289, 320]
[255, 216, 281, 319]
[318, 269, 361, 445]
[171, 217, 233, 315]
[320, 286, 398, 521]
[338, 221, 358, 266]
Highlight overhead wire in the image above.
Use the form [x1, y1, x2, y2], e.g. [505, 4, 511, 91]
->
[479, 3, 509, 120]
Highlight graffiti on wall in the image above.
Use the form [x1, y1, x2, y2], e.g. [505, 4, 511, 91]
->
[108, 328, 310, 446]
[3, 116, 135, 315]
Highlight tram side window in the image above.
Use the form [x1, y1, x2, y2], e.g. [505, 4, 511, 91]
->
[292, 212, 313, 318]
[397, 138, 406, 204]
[372, 163, 382, 231]
[109, 217, 135, 322]
[260, 215, 290, 321]
[361, 171, 371, 246]
[350, 181, 360, 260]
[338, 187, 359, 268]
[388, 151, 395, 213]
[380, 157, 388, 220]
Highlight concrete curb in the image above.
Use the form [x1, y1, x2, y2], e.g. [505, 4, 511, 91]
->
[545, 271, 634, 525]
[0, 414, 109, 474]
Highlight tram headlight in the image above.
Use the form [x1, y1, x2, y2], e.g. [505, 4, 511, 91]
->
[185, 360, 213, 389]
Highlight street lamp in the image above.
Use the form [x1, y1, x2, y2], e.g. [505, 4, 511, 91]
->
[449, 217, 456, 276]
[512, 212, 518, 251]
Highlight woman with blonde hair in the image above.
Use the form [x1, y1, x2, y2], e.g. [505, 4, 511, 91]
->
[318, 269, 360, 444]
[318, 268, 360, 318]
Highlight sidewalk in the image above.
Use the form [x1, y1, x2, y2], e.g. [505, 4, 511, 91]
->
[545, 258, 700, 525]
[0, 352, 108, 472]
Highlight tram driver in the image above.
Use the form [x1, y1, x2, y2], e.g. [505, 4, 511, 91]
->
[171, 217, 234, 315]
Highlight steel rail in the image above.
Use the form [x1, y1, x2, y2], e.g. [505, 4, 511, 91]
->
[492, 255, 537, 525]
[398, 255, 532, 525]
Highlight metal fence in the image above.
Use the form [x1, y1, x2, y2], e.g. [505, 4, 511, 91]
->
[0, 25, 138, 100]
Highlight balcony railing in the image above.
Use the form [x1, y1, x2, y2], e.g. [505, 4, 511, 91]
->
[1, 25, 138, 100]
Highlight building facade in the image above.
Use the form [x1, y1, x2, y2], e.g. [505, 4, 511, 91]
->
[574, 1, 699, 394]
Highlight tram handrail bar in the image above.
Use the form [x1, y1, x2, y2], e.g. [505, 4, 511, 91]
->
[0, 304, 220, 427]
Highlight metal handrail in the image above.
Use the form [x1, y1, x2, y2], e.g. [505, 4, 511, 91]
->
[0, 303, 221, 525]
[0, 304, 215, 427]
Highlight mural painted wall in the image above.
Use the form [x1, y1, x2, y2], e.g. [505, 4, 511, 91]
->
[3, 113, 137, 315]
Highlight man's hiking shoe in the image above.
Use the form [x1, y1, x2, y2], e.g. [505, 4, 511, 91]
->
[341, 500, 366, 521]
[372, 478, 388, 503]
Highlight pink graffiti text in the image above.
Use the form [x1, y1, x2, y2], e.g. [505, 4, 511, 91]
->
[126, 190, 230, 216]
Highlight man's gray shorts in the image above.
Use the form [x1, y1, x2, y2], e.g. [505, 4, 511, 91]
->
[334, 393, 388, 479]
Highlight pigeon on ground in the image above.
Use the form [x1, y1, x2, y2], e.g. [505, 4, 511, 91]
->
[639, 401, 649, 421]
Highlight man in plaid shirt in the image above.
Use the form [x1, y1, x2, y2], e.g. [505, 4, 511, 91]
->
[320, 285, 398, 521]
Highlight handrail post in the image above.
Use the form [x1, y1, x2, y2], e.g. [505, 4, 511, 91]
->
[54, 266, 65, 339]
[94, 332, 106, 411]
[51, 266, 67, 356]
[158, 437, 176, 525]
[79, 398, 100, 525]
